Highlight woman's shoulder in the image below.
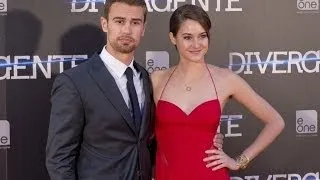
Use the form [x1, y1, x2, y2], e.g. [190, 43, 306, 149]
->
[207, 64, 249, 91]
[150, 66, 176, 80]
[207, 64, 236, 79]
[207, 64, 246, 87]
[150, 66, 177, 87]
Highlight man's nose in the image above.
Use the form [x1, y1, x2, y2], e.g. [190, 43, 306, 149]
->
[122, 22, 132, 34]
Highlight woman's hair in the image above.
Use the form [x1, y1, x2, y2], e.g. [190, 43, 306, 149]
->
[170, 4, 211, 39]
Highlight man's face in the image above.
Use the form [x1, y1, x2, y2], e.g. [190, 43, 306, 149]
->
[101, 2, 145, 54]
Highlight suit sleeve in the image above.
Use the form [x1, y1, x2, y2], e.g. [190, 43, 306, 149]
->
[46, 73, 84, 180]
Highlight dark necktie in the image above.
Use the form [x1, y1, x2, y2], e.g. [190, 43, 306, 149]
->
[125, 67, 142, 130]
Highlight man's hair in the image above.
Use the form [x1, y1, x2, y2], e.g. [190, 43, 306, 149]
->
[104, 0, 148, 22]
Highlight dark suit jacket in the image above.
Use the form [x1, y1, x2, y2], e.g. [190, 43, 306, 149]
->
[46, 54, 155, 180]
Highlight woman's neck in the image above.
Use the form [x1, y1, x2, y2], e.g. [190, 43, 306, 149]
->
[176, 60, 207, 80]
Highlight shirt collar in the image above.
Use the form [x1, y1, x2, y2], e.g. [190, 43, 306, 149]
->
[100, 46, 139, 78]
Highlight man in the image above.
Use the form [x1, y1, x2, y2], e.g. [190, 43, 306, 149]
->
[46, 1, 223, 180]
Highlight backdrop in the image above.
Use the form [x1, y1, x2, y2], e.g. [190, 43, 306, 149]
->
[0, 0, 319, 179]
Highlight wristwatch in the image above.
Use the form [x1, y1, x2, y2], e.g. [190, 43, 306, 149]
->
[235, 154, 250, 169]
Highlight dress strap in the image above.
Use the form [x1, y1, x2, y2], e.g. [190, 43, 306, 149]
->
[206, 64, 219, 99]
[158, 67, 177, 101]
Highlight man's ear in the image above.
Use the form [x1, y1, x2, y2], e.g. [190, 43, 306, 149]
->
[100, 16, 108, 33]
[142, 21, 146, 36]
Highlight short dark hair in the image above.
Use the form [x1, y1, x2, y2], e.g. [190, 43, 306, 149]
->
[104, 0, 147, 23]
[170, 4, 211, 39]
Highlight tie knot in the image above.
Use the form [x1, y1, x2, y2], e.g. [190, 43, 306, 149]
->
[125, 67, 134, 80]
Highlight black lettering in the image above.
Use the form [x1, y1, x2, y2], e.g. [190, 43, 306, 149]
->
[0, 3, 4, 11]
[0, 136, 8, 144]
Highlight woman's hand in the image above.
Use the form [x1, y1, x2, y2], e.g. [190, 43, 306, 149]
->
[203, 148, 239, 171]
[213, 133, 224, 149]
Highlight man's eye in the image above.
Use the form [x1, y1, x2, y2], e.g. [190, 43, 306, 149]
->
[132, 21, 141, 25]
[115, 20, 124, 24]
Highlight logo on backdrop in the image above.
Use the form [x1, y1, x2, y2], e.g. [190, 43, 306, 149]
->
[70, 0, 243, 13]
[0, 120, 10, 147]
[231, 172, 319, 180]
[0, 55, 88, 80]
[0, 0, 7, 15]
[296, 110, 318, 136]
[229, 50, 320, 74]
[297, 0, 319, 13]
[219, 115, 243, 138]
[146, 51, 170, 74]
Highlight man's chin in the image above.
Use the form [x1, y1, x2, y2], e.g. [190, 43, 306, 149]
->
[117, 46, 136, 54]
[109, 42, 136, 54]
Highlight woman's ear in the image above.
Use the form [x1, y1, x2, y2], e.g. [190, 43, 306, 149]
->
[169, 32, 176, 45]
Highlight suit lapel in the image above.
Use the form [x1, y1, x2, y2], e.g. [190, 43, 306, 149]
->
[87, 54, 138, 135]
[134, 62, 151, 139]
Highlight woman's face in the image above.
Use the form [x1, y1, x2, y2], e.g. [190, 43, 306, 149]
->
[170, 19, 209, 63]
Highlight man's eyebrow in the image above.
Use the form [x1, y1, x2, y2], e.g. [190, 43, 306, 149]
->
[112, 17, 125, 20]
[112, 17, 143, 22]
[131, 18, 143, 22]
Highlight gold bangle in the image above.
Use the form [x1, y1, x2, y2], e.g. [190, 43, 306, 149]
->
[235, 154, 250, 169]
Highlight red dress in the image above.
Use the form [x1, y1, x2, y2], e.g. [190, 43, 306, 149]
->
[155, 68, 230, 180]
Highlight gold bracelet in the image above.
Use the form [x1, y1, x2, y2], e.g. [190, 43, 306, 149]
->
[235, 154, 250, 169]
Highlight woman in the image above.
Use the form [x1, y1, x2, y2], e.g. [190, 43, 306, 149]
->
[151, 4, 285, 180]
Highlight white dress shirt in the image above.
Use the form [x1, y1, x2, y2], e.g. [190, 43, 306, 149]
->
[100, 46, 145, 111]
